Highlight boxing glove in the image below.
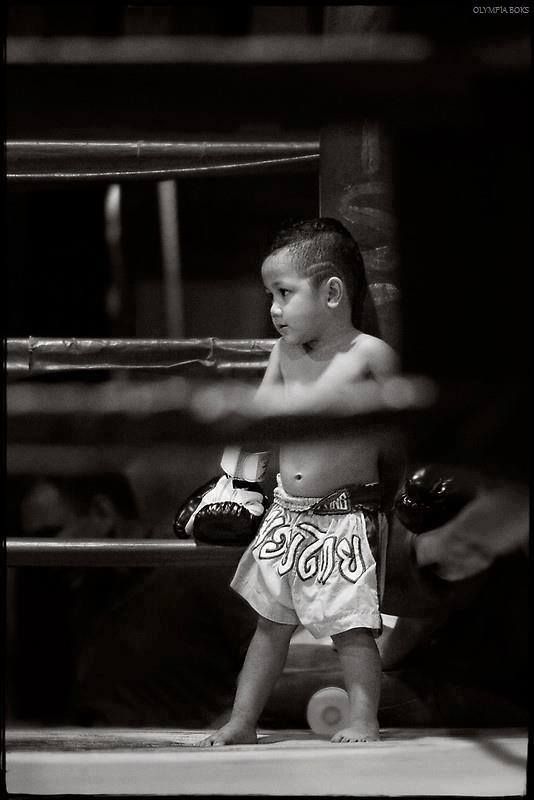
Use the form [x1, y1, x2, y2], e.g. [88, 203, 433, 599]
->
[394, 465, 475, 534]
[173, 447, 270, 546]
[173, 476, 220, 539]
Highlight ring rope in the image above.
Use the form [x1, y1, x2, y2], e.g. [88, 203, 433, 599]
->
[7, 140, 319, 181]
[8, 154, 319, 182]
[8, 337, 276, 374]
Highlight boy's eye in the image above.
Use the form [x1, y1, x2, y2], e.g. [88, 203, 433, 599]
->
[279, 288, 290, 298]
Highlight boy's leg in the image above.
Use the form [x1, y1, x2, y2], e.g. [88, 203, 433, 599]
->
[199, 615, 297, 746]
[330, 627, 381, 742]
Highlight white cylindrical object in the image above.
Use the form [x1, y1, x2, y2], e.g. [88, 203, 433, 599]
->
[306, 687, 350, 736]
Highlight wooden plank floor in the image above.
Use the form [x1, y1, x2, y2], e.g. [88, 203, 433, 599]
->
[5, 727, 527, 796]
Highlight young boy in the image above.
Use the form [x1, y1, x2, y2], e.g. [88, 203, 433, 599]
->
[199, 218, 399, 745]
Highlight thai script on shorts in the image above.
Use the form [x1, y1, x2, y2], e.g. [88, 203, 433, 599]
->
[253, 508, 369, 584]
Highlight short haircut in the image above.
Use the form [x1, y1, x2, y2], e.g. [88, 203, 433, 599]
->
[265, 217, 368, 326]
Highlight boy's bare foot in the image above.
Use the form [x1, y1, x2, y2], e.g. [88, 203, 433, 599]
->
[197, 721, 257, 747]
[331, 721, 379, 743]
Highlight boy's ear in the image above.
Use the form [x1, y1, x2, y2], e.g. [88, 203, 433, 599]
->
[325, 276, 344, 308]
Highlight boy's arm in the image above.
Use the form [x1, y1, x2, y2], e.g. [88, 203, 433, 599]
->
[365, 337, 400, 381]
[253, 339, 282, 405]
[223, 339, 281, 479]
[362, 339, 406, 506]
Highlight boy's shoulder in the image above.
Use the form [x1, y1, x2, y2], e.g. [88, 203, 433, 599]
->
[350, 333, 399, 375]
[351, 332, 393, 354]
[276, 333, 398, 375]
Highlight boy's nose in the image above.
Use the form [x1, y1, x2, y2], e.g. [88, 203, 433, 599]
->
[271, 301, 281, 318]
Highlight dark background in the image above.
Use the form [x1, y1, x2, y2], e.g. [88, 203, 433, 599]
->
[7, 4, 324, 340]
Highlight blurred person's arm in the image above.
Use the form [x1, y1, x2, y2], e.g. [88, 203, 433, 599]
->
[380, 480, 528, 668]
[414, 481, 528, 582]
[382, 477, 526, 619]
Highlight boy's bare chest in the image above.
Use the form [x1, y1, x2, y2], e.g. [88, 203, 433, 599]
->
[281, 352, 330, 387]
[280, 345, 370, 390]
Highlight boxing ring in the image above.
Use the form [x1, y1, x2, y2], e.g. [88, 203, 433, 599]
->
[5, 358, 529, 796]
[6, 13, 529, 797]
[6, 728, 527, 796]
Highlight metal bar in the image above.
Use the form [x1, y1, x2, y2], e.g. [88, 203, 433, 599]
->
[158, 181, 184, 337]
[7, 140, 320, 181]
[6, 539, 243, 568]
[6, 337, 276, 374]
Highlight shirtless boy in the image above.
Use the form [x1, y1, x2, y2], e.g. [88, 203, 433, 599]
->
[182, 218, 399, 744]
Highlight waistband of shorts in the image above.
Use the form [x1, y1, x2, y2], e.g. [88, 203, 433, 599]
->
[273, 475, 383, 514]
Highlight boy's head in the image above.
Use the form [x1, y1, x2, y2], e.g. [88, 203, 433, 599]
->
[262, 218, 368, 343]
[265, 218, 367, 322]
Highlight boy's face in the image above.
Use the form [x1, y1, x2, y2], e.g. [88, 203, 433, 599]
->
[262, 247, 327, 346]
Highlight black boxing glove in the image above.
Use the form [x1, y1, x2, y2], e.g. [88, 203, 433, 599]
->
[173, 447, 270, 546]
[394, 465, 475, 534]
[173, 476, 220, 539]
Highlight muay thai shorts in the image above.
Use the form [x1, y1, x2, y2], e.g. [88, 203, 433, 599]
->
[231, 476, 388, 638]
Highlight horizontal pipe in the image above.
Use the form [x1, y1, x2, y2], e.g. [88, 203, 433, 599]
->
[7, 337, 276, 373]
[6, 34, 528, 72]
[7, 34, 435, 65]
[6, 539, 243, 567]
[7, 139, 319, 181]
